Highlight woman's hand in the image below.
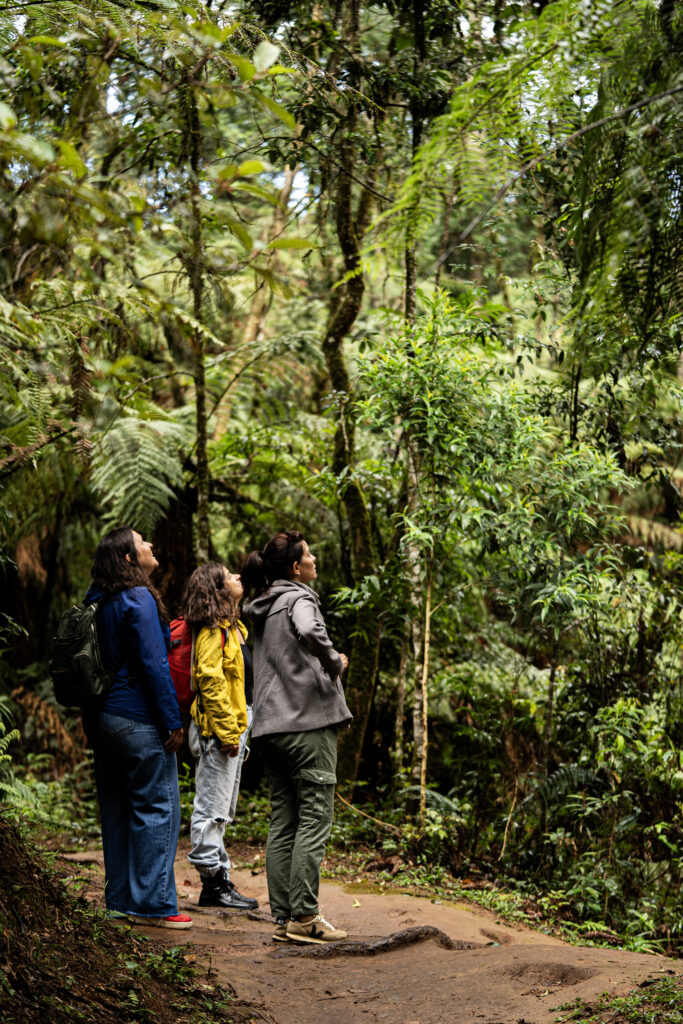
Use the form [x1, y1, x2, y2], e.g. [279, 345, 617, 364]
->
[164, 728, 184, 753]
[220, 743, 240, 757]
[339, 653, 349, 673]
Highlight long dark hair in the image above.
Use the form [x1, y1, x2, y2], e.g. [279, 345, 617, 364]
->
[182, 562, 238, 629]
[241, 530, 306, 599]
[91, 526, 168, 621]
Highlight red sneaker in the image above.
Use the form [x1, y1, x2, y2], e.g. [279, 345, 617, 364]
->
[129, 913, 193, 930]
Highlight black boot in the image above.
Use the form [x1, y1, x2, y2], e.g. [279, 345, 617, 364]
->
[198, 869, 259, 910]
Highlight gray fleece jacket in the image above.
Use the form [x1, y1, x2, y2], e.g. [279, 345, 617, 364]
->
[243, 580, 352, 738]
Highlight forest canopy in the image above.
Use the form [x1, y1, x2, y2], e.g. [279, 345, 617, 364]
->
[1, 0, 683, 948]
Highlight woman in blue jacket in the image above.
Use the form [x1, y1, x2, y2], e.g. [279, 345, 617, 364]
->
[84, 526, 192, 929]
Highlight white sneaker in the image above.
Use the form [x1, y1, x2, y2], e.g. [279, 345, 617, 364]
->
[286, 913, 347, 944]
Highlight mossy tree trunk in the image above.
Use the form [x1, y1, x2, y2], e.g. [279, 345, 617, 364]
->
[323, 0, 384, 789]
[180, 73, 210, 562]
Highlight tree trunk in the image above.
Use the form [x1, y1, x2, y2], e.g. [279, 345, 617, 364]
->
[434, 173, 459, 288]
[403, 41, 432, 822]
[326, 1, 384, 789]
[391, 636, 409, 788]
[418, 571, 432, 825]
[212, 163, 299, 440]
[542, 654, 557, 773]
[182, 75, 210, 561]
[325, 148, 381, 782]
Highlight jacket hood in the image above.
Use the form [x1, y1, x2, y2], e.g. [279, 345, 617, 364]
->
[243, 580, 319, 623]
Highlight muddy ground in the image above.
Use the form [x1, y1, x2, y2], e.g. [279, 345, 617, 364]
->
[63, 841, 683, 1024]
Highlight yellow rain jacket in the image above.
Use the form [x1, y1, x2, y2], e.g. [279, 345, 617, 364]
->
[190, 619, 248, 747]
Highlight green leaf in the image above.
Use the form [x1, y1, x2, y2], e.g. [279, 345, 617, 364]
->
[232, 181, 280, 205]
[253, 41, 280, 73]
[217, 163, 239, 180]
[253, 264, 294, 297]
[253, 89, 296, 129]
[266, 237, 314, 250]
[0, 102, 17, 130]
[57, 140, 86, 177]
[9, 133, 55, 165]
[237, 160, 265, 176]
[29, 35, 66, 47]
[224, 53, 256, 82]
[226, 219, 253, 251]
[395, 31, 414, 51]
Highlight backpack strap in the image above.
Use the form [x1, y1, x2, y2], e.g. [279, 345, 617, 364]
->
[190, 627, 197, 693]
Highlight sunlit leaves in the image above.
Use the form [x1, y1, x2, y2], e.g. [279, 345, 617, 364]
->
[359, 293, 628, 640]
[0, 102, 16, 129]
[252, 40, 280, 73]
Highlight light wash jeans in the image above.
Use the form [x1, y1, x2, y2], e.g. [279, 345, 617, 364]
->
[92, 711, 180, 917]
[187, 707, 252, 879]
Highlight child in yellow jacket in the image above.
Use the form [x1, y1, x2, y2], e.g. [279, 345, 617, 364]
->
[182, 562, 258, 911]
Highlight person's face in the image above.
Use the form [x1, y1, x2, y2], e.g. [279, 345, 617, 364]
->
[294, 541, 317, 584]
[224, 567, 243, 603]
[129, 531, 158, 575]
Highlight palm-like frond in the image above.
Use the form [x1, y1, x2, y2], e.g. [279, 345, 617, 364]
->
[520, 763, 604, 810]
[90, 416, 185, 535]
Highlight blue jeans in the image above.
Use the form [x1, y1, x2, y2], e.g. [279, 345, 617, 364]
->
[92, 712, 180, 917]
[187, 707, 251, 878]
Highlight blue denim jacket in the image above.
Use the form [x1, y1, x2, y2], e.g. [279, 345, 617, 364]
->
[85, 585, 181, 734]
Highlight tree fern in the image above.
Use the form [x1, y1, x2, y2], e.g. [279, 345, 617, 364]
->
[90, 416, 186, 536]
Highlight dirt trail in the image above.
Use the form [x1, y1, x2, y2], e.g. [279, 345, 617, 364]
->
[65, 844, 683, 1024]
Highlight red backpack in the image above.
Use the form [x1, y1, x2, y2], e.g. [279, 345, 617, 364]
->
[168, 617, 225, 713]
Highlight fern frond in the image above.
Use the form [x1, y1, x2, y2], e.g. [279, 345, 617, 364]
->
[0, 776, 39, 811]
[68, 337, 93, 420]
[521, 764, 604, 810]
[401, 785, 461, 814]
[626, 516, 683, 553]
[0, 728, 20, 758]
[90, 416, 185, 535]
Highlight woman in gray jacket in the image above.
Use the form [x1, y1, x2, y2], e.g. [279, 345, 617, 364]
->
[242, 530, 351, 945]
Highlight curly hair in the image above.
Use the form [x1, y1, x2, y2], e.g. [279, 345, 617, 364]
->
[241, 530, 306, 599]
[91, 526, 168, 621]
[182, 562, 238, 630]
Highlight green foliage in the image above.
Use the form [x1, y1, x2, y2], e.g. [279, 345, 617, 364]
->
[0, 0, 302, 548]
[91, 415, 187, 536]
[3, 0, 683, 956]
[12, 755, 100, 841]
[558, 976, 683, 1024]
[0, 699, 37, 812]
[360, 292, 628, 640]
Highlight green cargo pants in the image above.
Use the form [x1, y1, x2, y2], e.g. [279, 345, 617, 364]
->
[257, 725, 338, 919]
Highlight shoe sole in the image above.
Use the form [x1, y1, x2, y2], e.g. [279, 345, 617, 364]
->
[272, 933, 291, 942]
[129, 916, 193, 930]
[286, 931, 347, 945]
[198, 901, 258, 910]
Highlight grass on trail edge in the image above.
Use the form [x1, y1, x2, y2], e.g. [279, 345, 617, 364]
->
[0, 818, 269, 1024]
[556, 973, 683, 1023]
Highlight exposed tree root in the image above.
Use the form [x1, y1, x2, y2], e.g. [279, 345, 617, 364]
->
[273, 925, 476, 958]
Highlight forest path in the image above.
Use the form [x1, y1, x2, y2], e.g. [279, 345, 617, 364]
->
[65, 842, 682, 1024]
